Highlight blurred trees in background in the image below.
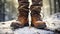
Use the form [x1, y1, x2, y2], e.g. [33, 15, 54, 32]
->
[42, 0, 60, 19]
[0, 0, 5, 22]
[0, 0, 18, 22]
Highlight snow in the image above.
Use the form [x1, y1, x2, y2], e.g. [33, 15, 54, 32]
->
[14, 27, 54, 34]
[0, 20, 54, 34]
[43, 13, 60, 30]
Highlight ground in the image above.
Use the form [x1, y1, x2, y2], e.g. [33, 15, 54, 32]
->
[0, 20, 60, 34]
[14, 27, 54, 34]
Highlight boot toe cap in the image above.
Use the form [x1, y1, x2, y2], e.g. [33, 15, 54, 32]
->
[10, 22, 24, 30]
[34, 21, 46, 29]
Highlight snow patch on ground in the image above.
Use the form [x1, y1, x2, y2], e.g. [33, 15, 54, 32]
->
[0, 20, 55, 34]
[43, 13, 60, 30]
[14, 27, 54, 34]
[0, 20, 16, 34]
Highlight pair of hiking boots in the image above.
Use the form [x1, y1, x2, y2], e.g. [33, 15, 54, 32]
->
[10, 0, 46, 30]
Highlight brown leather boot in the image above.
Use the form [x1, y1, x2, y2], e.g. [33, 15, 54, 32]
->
[17, 0, 29, 27]
[30, 0, 46, 29]
[10, 0, 29, 29]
